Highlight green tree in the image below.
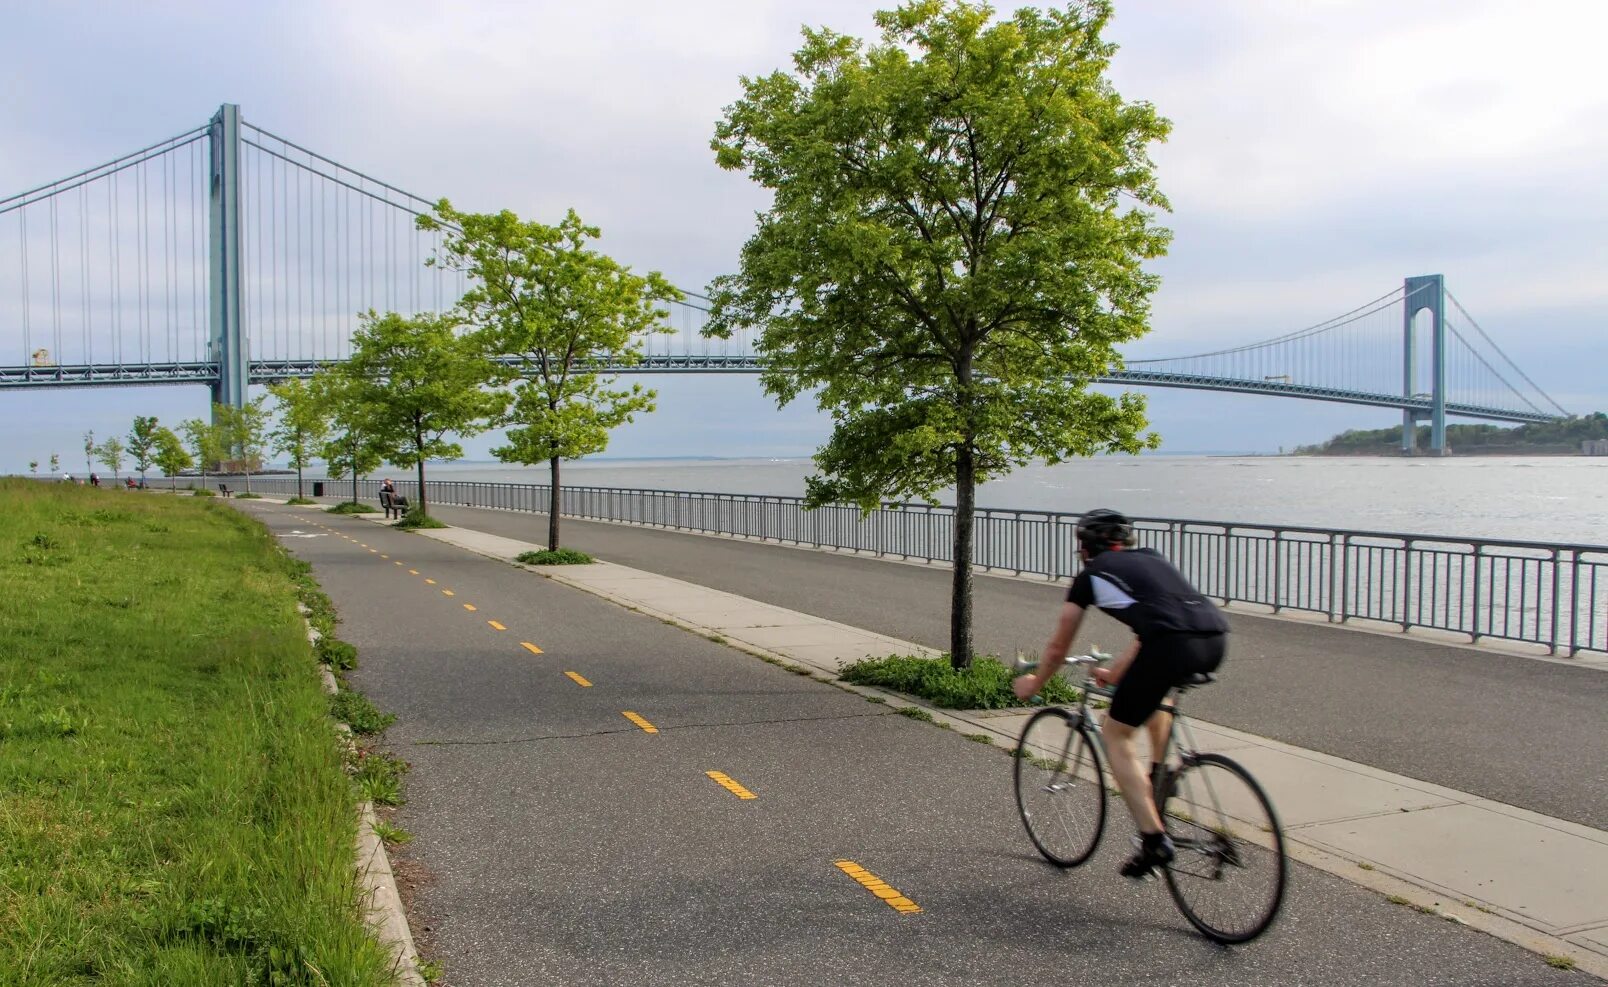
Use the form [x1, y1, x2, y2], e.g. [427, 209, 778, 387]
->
[152, 428, 194, 488]
[707, 0, 1169, 666]
[337, 310, 501, 517]
[213, 399, 270, 494]
[179, 418, 224, 489]
[127, 415, 161, 485]
[83, 430, 95, 476]
[312, 370, 385, 506]
[95, 437, 127, 481]
[48, 453, 59, 475]
[268, 378, 330, 500]
[28, 460, 38, 474]
[421, 203, 678, 550]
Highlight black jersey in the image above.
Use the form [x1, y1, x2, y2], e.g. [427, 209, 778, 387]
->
[1066, 547, 1228, 640]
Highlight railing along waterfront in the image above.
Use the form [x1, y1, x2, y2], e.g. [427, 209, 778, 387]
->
[246, 476, 1607, 657]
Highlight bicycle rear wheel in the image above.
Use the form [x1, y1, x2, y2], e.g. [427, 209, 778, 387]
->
[1014, 707, 1107, 868]
[1161, 752, 1286, 943]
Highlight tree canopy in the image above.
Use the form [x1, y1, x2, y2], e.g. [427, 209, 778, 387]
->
[707, 0, 1171, 664]
[421, 202, 679, 549]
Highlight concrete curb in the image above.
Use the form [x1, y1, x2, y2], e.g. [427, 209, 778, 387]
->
[303, 608, 427, 987]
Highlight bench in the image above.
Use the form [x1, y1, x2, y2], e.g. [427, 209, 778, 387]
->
[218, 483, 232, 498]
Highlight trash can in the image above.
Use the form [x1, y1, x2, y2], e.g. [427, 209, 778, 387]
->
[312, 481, 325, 497]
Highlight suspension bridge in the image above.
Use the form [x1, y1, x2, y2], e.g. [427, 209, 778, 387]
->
[1, 104, 1570, 455]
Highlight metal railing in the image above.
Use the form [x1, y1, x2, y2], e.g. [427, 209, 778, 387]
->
[242, 475, 1608, 656]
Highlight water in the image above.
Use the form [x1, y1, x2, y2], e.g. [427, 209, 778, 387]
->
[399, 455, 1607, 547]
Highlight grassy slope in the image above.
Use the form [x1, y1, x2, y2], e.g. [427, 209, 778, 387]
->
[0, 481, 394, 986]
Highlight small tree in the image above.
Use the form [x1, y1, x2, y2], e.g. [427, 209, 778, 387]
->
[179, 418, 224, 490]
[28, 460, 38, 474]
[422, 203, 678, 550]
[268, 378, 330, 500]
[83, 430, 95, 476]
[48, 453, 59, 475]
[152, 428, 194, 488]
[337, 310, 502, 518]
[214, 399, 270, 494]
[127, 415, 161, 486]
[708, 0, 1170, 667]
[314, 369, 385, 506]
[96, 437, 127, 481]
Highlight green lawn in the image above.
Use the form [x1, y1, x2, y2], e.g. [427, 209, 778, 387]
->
[0, 480, 396, 985]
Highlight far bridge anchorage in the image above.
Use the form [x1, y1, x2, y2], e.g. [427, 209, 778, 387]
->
[1, 104, 1570, 455]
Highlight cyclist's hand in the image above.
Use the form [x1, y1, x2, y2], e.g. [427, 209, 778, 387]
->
[1011, 674, 1039, 701]
[1091, 666, 1115, 688]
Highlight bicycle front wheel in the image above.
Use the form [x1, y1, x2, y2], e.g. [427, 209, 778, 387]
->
[1161, 752, 1287, 943]
[1014, 707, 1107, 868]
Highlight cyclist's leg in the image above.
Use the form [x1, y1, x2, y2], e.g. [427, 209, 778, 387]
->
[1102, 647, 1178, 835]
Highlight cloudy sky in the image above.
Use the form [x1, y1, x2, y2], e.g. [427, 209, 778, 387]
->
[3, 0, 1605, 470]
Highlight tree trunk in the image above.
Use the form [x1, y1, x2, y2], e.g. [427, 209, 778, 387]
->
[951, 441, 976, 669]
[548, 455, 561, 551]
[351, 437, 359, 505]
[295, 432, 304, 499]
[415, 417, 428, 518]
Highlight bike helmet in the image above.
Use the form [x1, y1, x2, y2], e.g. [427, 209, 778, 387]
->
[1076, 508, 1134, 556]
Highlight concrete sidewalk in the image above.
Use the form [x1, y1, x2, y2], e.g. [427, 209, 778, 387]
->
[384, 515, 1607, 976]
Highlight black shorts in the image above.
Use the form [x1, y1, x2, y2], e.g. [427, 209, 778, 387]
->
[1108, 632, 1226, 728]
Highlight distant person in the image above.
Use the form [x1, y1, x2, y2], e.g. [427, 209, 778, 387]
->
[125, 477, 136, 490]
[1013, 508, 1229, 880]
[89, 472, 100, 487]
[61, 473, 72, 484]
[380, 478, 398, 519]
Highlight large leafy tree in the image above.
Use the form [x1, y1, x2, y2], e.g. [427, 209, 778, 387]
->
[214, 399, 271, 494]
[152, 428, 193, 488]
[420, 204, 679, 550]
[268, 378, 330, 500]
[127, 415, 161, 486]
[707, 0, 1170, 666]
[337, 310, 501, 518]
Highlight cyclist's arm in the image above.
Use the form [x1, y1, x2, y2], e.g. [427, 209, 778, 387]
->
[1016, 602, 1084, 697]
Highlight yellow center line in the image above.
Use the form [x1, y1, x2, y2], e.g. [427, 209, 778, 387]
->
[705, 771, 758, 800]
[408, 569, 420, 575]
[521, 642, 543, 655]
[424, 578, 436, 585]
[369, 549, 378, 553]
[564, 671, 592, 687]
[488, 620, 507, 631]
[621, 711, 658, 734]
[380, 554, 389, 559]
[359, 543, 368, 548]
[833, 861, 922, 914]
[442, 589, 455, 597]
[463, 603, 477, 612]
[394, 561, 403, 566]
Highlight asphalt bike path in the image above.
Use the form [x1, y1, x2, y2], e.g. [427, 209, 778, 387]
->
[246, 502, 1597, 986]
[418, 503, 1608, 831]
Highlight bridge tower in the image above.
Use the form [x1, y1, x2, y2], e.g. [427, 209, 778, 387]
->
[208, 103, 247, 412]
[1401, 273, 1447, 455]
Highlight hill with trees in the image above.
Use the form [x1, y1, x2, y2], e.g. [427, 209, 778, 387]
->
[1295, 413, 1608, 456]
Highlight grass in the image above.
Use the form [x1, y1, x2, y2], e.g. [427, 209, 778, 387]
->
[1544, 955, 1577, 971]
[394, 509, 447, 530]
[517, 548, 594, 565]
[370, 820, 412, 846]
[839, 653, 1083, 710]
[327, 501, 374, 515]
[330, 690, 397, 735]
[0, 479, 397, 985]
[191, 487, 216, 497]
[233, 492, 262, 500]
[318, 637, 358, 671]
[286, 497, 317, 506]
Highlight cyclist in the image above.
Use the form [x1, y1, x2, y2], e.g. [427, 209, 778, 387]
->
[1013, 508, 1228, 879]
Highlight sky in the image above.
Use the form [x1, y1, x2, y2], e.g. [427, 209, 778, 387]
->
[3, 0, 1606, 471]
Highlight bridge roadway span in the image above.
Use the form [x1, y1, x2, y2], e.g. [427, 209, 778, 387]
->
[248, 501, 1598, 986]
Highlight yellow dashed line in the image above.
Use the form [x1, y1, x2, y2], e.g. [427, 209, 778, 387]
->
[833, 861, 922, 914]
[705, 771, 758, 800]
[463, 603, 477, 612]
[424, 578, 436, 585]
[394, 561, 403, 566]
[521, 642, 543, 655]
[622, 711, 658, 734]
[381, 554, 389, 559]
[359, 543, 368, 548]
[369, 549, 378, 554]
[409, 569, 420, 575]
[564, 670, 591, 687]
[488, 620, 506, 631]
[442, 590, 455, 597]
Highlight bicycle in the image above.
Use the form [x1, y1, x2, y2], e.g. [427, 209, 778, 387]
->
[1013, 651, 1287, 943]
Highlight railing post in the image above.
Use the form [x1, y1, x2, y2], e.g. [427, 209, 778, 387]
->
[1271, 529, 1283, 613]
[1550, 547, 1562, 655]
[1471, 544, 1484, 643]
[1401, 539, 1414, 631]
